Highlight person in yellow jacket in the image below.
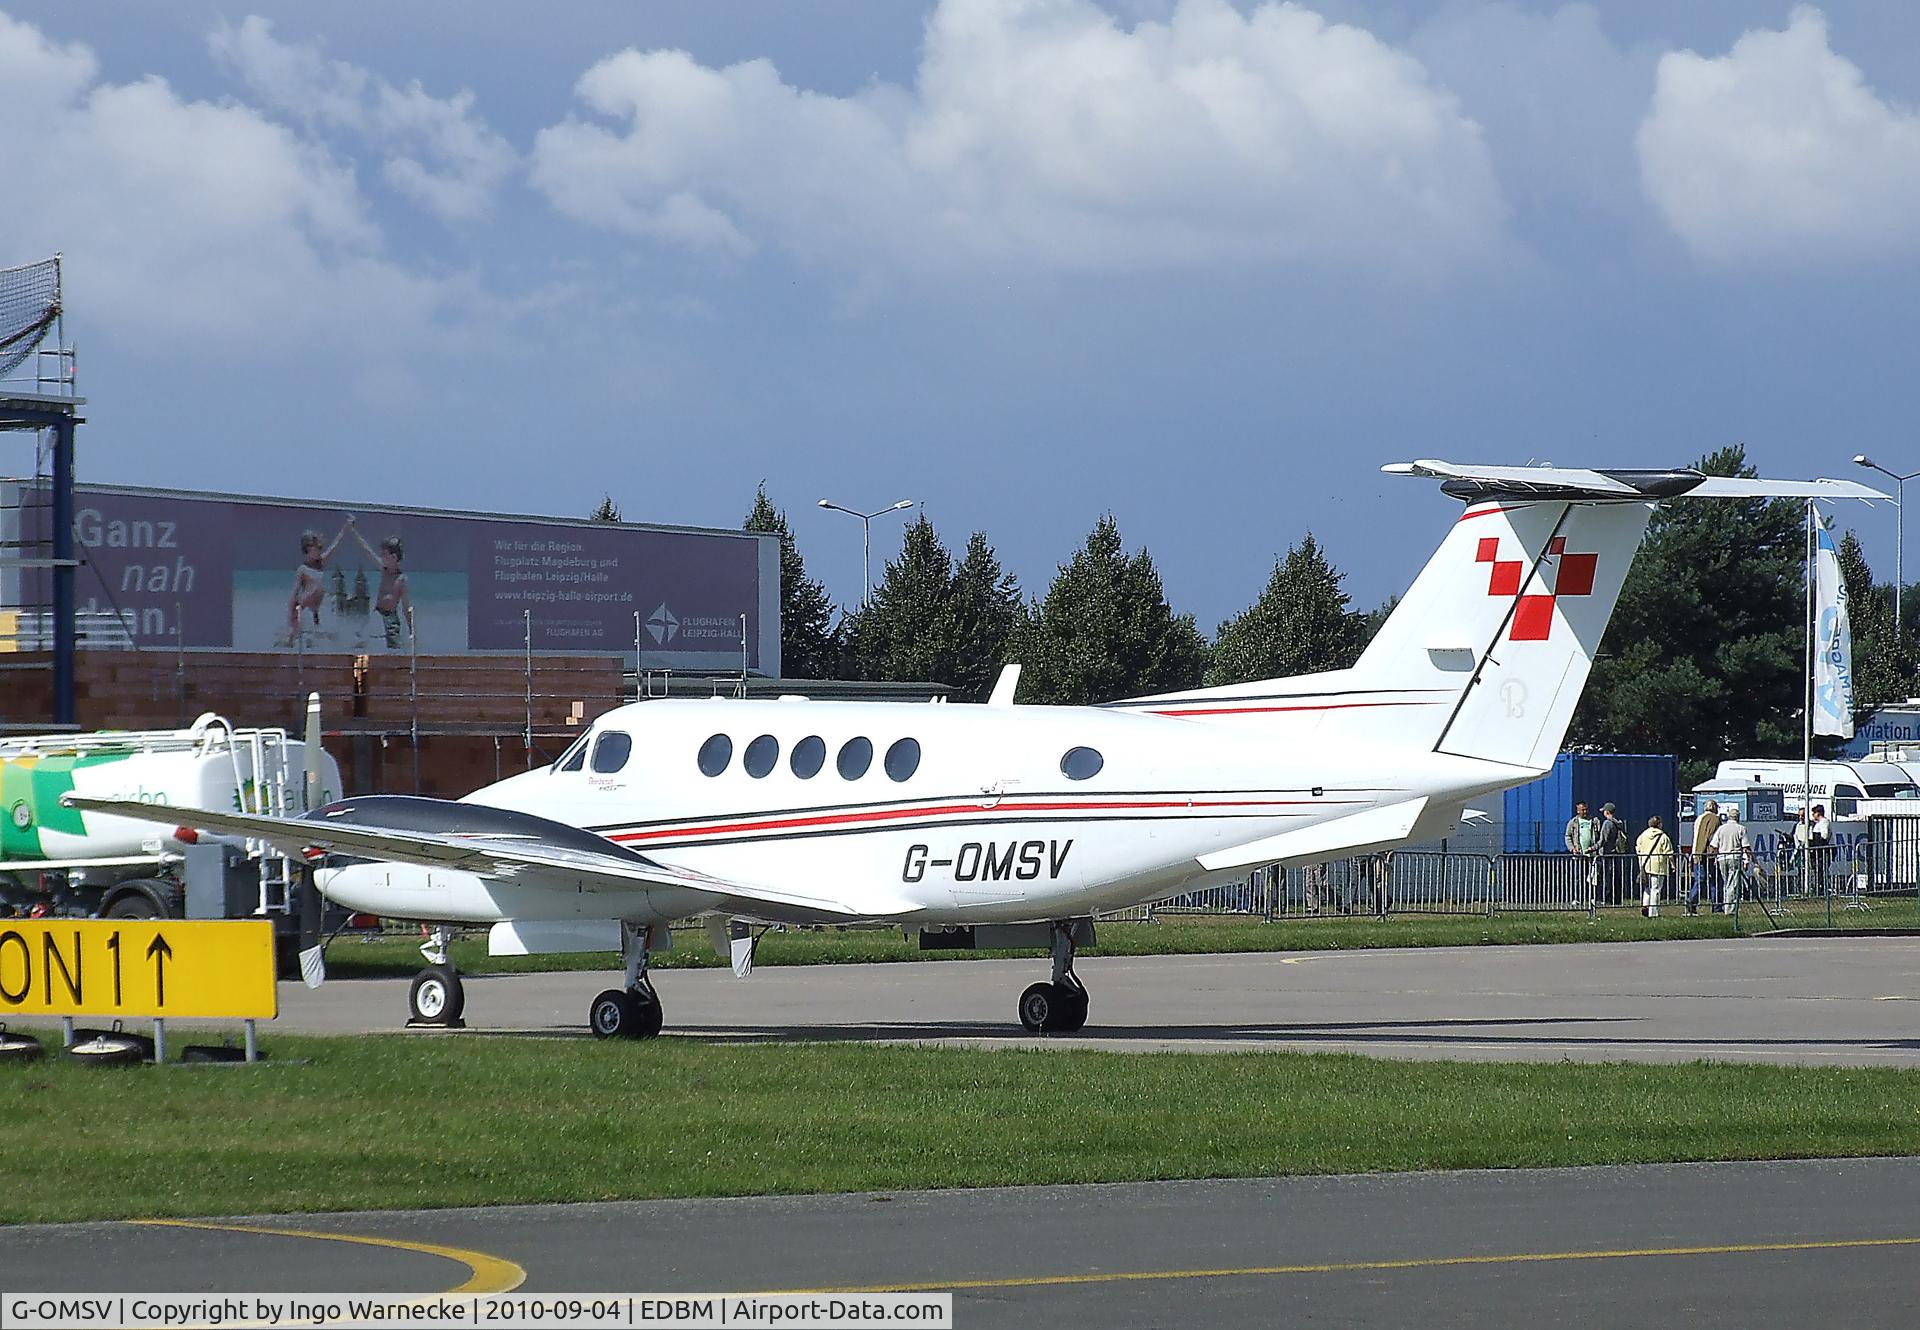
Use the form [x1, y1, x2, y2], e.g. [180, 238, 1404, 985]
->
[1636, 814, 1676, 917]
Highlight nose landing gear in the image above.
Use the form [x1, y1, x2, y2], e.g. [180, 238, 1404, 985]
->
[1017, 921, 1092, 1033]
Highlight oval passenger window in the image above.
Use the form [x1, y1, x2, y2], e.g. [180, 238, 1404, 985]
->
[591, 731, 632, 774]
[837, 737, 873, 780]
[1060, 746, 1104, 780]
[884, 738, 921, 782]
[697, 733, 733, 777]
[744, 734, 779, 779]
[790, 735, 826, 779]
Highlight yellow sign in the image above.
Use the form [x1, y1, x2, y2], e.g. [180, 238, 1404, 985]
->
[0, 920, 277, 1019]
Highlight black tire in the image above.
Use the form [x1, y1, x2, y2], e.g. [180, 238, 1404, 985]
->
[589, 988, 638, 1039]
[182, 1044, 254, 1064]
[0, 1027, 44, 1064]
[1018, 981, 1055, 1033]
[633, 983, 664, 1039]
[64, 1033, 148, 1066]
[408, 965, 465, 1026]
[104, 893, 161, 920]
[1053, 980, 1090, 1033]
[71, 1025, 156, 1058]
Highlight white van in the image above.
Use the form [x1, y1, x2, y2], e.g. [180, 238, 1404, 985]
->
[1714, 758, 1919, 816]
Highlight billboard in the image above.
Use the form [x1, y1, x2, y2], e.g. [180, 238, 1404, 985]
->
[2, 481, 780, 672]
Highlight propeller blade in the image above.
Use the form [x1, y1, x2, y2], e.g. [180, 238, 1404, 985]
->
[303, 691, 325, 812]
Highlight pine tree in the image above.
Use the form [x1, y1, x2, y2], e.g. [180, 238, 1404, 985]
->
[943, 532, 1023, 701]
[1206, 533, 1362, 686]
[1838, 529, 1913, 712]
[589, 495, 622, 522]
[1018, 515, 1209, 705]
[1570, 445, 1804, 786]
[743, 484, 838, 678]
[843, 515, 954, 684]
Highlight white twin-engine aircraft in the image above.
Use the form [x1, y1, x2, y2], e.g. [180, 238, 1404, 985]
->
[71, 461, 1879, 1039]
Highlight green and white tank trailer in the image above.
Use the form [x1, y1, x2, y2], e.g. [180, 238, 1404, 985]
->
[0, 711, 341, 920]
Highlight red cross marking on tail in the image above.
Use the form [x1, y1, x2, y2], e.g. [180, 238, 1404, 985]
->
[1475, 534, 1599, 642]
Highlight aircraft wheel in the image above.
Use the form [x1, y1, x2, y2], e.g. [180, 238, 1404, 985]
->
[590, 988, 638, 1039]
[1053, 981, 1090, 1033]
[632, 983, 665, 1039]
[408, 965, 465, 1026]
[1018, 982, 1057, 1033]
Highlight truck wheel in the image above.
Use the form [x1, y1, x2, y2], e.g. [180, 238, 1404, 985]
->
[105, 894, 161, 920]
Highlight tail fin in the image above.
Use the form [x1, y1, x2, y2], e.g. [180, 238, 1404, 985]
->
[1118, 461, 1883, 772]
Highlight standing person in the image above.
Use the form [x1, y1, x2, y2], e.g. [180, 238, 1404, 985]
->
[1688, 800, 1721, 915]
[1710, 805, 1752, 913]
[1304, 860, 1329, 914]
[1599, 802, 1629, 905]
[1636, 815, 1676, 917]
[1795, 803, 1834, 894]
[1565, 801, 1601, 905]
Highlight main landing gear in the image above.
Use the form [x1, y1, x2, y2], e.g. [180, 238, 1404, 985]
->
[1018, 921, 1091, 1033]
[408, 925, 465, 1028]
[589, 922, 665, 1040]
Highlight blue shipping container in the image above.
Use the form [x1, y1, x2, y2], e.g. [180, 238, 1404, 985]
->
[1502, 753, 1679, 854]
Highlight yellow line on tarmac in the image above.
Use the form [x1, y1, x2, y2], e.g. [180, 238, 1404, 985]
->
[131, 1219, 527, 1294]
[787, 1235, 1920, 1294]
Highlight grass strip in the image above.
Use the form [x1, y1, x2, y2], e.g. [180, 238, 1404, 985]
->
[324, 911, 1747, 979]
[4, 1035, 1918, 1224]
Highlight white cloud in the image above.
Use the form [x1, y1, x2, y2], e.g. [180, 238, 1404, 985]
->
[1638, 6, 1920, 263]
[529, 0, 1508, 279]
[0, 10, 461, 346]
[210, 16, 516, 222]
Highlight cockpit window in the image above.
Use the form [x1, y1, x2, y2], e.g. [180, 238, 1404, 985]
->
[554, 733, 589, 773]
[591, 731, 632, 774]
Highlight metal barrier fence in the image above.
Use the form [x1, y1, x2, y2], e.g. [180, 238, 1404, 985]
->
[1109, 849, 1726, 921]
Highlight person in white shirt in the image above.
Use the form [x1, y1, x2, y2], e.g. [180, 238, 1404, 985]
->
[1793, 804, 1834, 892]
[1709, 806, 1752, 913]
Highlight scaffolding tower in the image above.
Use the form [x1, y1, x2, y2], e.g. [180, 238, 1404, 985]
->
[1, 254, 81, 727]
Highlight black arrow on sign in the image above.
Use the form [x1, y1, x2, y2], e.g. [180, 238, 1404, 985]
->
[147, 934, 173, 1008]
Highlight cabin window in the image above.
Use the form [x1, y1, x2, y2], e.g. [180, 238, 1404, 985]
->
[837, 737, 873, 780]
[555, 734, 589, 773]
[698, 733, 733, 777]
[744, 734, 780, 779]
[1834, 784, 1864, 816]
[790, 735, 826, 779]
[884, 738, 921, 782]
[591, 731, 632, 774]
[1060, 746, 1104, 780]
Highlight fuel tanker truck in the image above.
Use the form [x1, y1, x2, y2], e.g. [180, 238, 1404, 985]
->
[0, 700, 340, 923]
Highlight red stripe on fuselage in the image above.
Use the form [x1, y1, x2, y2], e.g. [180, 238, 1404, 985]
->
[1144, 700, 1441, 718]
[603, 796, 1334, 845]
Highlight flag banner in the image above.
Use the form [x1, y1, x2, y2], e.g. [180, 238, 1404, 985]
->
[1812, 516, 1856, 739]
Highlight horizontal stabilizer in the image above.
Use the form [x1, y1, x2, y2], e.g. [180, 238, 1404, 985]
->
[1196, 797, 1428, 872]
[1385, 460, 1885, 503]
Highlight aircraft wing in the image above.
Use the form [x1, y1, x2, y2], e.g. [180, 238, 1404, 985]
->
[61, 796, 918, 921]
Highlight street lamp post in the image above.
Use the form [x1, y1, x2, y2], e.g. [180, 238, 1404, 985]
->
[818, 497, 915, 608]
[1855, 455, 1920, 641]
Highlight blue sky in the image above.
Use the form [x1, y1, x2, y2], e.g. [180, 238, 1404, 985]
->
[4, 1, 1919, 632]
